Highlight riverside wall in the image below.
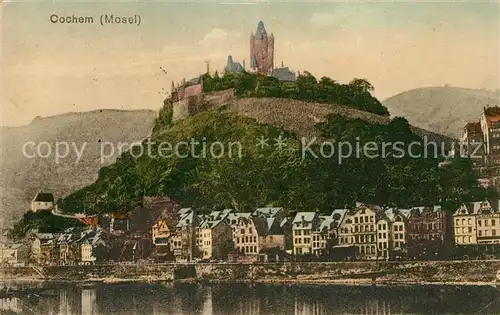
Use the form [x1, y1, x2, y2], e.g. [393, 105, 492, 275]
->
[2, 261, 500, 285]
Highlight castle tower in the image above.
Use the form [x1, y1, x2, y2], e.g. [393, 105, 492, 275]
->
[249, 21, 274, 74]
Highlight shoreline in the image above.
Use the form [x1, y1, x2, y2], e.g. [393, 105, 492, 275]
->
[1, 276, 498, 288]
[2, 260, 499, 288]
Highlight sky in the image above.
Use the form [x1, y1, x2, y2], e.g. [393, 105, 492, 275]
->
[1, 0, 499, 126]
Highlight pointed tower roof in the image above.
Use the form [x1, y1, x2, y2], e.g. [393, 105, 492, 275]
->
[255, 21, 267, 38]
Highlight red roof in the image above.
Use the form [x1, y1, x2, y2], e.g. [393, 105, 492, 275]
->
[484, 107, 500, 126]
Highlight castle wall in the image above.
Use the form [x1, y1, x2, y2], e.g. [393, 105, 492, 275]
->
[172, 89, 235, 122]
[172, 94, 205, 122]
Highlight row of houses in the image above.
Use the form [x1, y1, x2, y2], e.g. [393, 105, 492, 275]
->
[9, 195, 500, 266]
[150, 199, 500, 262]
[148, 201, 456, 262]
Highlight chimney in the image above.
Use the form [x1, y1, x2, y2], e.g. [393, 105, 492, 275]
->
[281, 61, 284, 68]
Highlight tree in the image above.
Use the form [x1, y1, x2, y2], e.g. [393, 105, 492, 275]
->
[296, 71, 318, 100]
[349, 78, 374, 92]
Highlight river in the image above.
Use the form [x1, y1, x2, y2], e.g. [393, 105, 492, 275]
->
[0, 282, 499, 314]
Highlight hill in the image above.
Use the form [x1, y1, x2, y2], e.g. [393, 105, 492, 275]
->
[383, 87, 500, 138]
[0, 109, 157, 225]
[57, 103, 489, 222]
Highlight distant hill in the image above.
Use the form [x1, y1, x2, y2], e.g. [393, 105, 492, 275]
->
[383, 87, 500, 138]
[0, 109, 157, 225]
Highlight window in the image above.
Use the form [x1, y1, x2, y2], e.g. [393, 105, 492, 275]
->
[468, 227, 472, 233]
[478, 220, 482, 227]
[468, 218, 471, 225]
[355, 217, 358, 224]
[493, 230, 497, 236]
[493, 220, 496, 226]
[360, 217, 364, 223]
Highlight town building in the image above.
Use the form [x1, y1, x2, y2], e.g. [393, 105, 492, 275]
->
[232, 216, 264, 261]
[462, 122, 487, 175]
[376, 208, 412, 260]
[197, 209, 234, 260]
[311, 215, 335, 256]
[463, 106, 500, 189]
[292, 212, 321, 256]
[227, 212, 252, 237]
[0, 243, 28, 266]
[56, 228, 82, 265]
[406, 206, 452, 259]
[474, 199, 500, 244]
[453, 202, 479, 245]
[232, 212, 288, 262]
[170, 208, 199, 262]
[107, 212, 130, 234]
[30, 233, 59, 265]
[31, 191, 55, 212]
[337, 204, 378, 260]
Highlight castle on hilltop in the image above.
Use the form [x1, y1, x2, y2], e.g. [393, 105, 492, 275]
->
[169, 21, 296, 122]
[226, 21, 296, 82]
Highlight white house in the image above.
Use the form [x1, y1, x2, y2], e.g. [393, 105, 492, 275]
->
[31, 191, 55, 212]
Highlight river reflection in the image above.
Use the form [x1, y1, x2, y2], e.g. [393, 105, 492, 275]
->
[0, 282, 499, 314]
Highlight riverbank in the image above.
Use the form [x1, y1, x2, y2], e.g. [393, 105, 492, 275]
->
[1, 260, 500, 286]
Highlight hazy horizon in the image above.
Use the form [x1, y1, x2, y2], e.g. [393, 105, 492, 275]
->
[2, 0, 499, 126]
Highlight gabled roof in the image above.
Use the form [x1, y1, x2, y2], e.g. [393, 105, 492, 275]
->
[253, 207, 283, 218]
[292, 212, 317, 224]
[382, 208, 410, 222]
[227, 212, 251, 223]
[33, 192, 54, 202]
[484, 107, 500, 126]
